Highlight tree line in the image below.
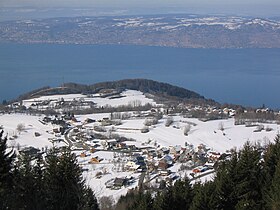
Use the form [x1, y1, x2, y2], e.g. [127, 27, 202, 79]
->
[0, 130, 99, 210]
[11, 79, 206, 103]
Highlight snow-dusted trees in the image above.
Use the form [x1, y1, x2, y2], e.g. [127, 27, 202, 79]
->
[165, 117, 174, 127]
[0, 130, 15, 208]
[128, 100, 142, 108]
[141, 126, 150, 133]
[184, 124, 191, 136]
[0, 131, 100, 210]
[16, 123, 25, 134]
[144, 118, 158, 126]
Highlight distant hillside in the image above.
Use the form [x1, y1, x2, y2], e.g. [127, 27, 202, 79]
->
[1, 15, 280, 48]
[15, 79, 214, 104]
[89, 79, 204, 99]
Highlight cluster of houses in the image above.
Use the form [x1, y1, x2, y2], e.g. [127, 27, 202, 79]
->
[75, 138, 223, 189]
[105, 176, 136, 190]
[39, 112, 224, 189]
[21, 97, 95, 111]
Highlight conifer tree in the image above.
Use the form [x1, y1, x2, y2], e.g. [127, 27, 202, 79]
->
[115, 190, 138, 210]
[265, 160, 280, 210]
[80, 187, 100, 210]
[263, 135, 280, 187]
[190, 181, 217, 210]
[215, 150, 239, 210]
[13, 153, 46, 210]
[128, 192, 154, 210]
[0, 130, 15, 209]
[44, 148, 86, 210]
[153, 178, 193, 210]
[153, 187, 173, 210]
[234, 142, 263, 209]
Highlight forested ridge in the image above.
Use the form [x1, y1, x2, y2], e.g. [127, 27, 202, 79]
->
[14, 79, 207, 102]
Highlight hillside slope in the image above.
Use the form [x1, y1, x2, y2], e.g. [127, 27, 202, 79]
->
[1, 15, 280, 48]
[15, 79, 210, 104]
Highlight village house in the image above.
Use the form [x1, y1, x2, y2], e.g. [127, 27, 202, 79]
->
[113, 177, 127, 189]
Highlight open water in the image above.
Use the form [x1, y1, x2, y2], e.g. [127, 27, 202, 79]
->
[1, 44, 280, 108]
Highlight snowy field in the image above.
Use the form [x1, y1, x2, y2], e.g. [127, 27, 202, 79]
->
[2, 91, 280, 201]
[22, 90, 156, 109]
[1, 112, 279, 200]
[95, 116, 279, 153]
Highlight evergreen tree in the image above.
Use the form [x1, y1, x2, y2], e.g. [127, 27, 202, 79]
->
[215, 150, 239, 210]
[44, 148, 89, 210]
[263, 135, 280, 188]
[265, 160, 280, 210]
[152, 192, 165, 210]
[80, 187, 100, 210]
[128, 192, 154, 210]
[153, 178, 193, 210]
[116, 190, 143, 210]
[13, 153, 46, 210]
[190, 181, 217, 210]
[0, 130, 16, 209]
[234, 142, 263, 209]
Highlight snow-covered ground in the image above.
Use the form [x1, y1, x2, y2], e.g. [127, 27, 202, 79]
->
[22, 90, 156, 109]
[2, 91, 280, 202]
[111, 116, 278, 153]
[0, 113, 66, 149]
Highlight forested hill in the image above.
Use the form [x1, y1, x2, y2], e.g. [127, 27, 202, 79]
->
[90, 79, 204, 100]
[15, 79, 209, 103]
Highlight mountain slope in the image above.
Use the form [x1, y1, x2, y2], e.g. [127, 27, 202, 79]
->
[1, 15, 280, 48]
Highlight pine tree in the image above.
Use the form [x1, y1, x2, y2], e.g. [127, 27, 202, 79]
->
[115, 191, 135, 210]
[190, 181, 217, 210]
[263, 135, 280, 187]
[265, 160, 280, 210]
[153, 178, 193, 210]
[215, 150, 239, 210]
[152, 192, 165, 210]
[0, 130, 16, 209]
[234, 142, 263, 210]
[128, 192, 154, 210]
[13, 153, 46, 210]
[80, 187, 100, 210]
[44, 148, 89, 210]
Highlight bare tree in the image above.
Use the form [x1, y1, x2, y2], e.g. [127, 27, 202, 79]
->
[128, 100, 142, 108]
[16, 123, 25, 134]
[184, 124, 191, 136]
[218, 122, 224, 131]
[141, 126, 149, 133]
[165, 116, 174, 127]
[121, 112, 131, 120]
[144, 118, 158, 126]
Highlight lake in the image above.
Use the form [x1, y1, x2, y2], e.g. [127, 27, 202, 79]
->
[1, 44, 280, 108]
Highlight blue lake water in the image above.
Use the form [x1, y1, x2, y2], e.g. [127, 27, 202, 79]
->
[0, 44, 280, 108]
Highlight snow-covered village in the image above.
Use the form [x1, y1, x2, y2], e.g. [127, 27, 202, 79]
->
[1, 87, 280, 205]
[2, 0, 280, 207]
